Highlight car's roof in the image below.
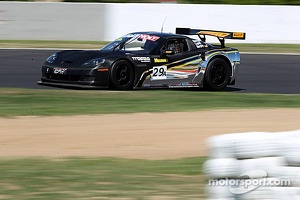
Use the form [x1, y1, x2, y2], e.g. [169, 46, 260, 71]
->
[129, 31, 187, 39]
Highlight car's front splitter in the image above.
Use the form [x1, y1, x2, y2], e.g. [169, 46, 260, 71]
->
[37, 80, 109, 89]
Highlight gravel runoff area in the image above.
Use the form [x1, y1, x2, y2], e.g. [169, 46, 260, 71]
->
[0, 108, 299, 159]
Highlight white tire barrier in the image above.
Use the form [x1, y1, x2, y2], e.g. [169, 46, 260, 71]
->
[232, 132, 280, 159]
[239, 157, 286, 178]
[272, 167, 300, 187]
[205, 184, 235, 199]
[204, 130, 300, 200]
[206, 133, 236, 158]
[203, 158, 239, 179]
[236, 186, 273, 200]
[269, 187, 300, 200]
[280, 137, 300, 166]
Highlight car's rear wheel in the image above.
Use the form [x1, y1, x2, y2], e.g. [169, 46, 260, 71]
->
[110, 60, 134, 90]
[204, 58, 231, 91]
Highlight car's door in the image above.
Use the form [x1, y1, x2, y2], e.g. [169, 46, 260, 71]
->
[150, 38, 200, 87]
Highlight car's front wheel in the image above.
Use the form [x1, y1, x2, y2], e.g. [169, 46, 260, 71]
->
[110, 60, 134, 90]
[204, 58, 231, 91]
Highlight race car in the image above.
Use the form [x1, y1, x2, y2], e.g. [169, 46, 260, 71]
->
[38, 28, 245, 91]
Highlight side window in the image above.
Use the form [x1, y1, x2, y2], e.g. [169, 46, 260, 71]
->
[162, 38, 189, 54]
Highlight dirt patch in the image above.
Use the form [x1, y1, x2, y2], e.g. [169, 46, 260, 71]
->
[0, 109, 299, 159]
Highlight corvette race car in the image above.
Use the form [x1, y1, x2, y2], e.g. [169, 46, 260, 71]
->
[38, 28, 245, 90]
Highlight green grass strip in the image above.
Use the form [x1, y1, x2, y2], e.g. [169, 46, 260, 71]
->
[228, 43, 300, 54]
[1, 40, 300, 53]
[0, 88, 299, 117]
[0, 157, 206, 199]
[0, 40, 108, 49]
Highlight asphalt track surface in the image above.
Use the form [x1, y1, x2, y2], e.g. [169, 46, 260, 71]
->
[0, 49, 299, 94]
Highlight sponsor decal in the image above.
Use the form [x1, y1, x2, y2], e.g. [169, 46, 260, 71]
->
[139, 34, 160, 41]
[194, 40, 207, 49]
[197, 31, 230, 38]
[169, 83, 198, 88]
[132, 57, 151, 63]
[123, 33, 140, 38]
[53, 67, 67, 75]
[233, 32, 245, 38]
[152, 66, 167, 80]
[154, 58, 168, 63]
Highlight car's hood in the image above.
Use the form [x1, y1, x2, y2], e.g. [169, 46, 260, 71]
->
[46, 50, 148, 68]
[55, 50, 109, 66]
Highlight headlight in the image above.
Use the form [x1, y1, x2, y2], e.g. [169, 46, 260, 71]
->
[82, 58, 105, 67]
[46, 53, 58, 64]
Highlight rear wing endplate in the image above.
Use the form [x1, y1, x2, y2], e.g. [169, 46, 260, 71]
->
[176, 27, 246, 47]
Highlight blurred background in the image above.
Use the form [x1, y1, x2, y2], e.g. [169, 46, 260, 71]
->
[1, 0, 300, 4]
[1, 0, 300, 43]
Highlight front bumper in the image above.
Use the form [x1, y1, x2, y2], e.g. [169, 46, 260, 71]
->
[39, 65, 109, 89]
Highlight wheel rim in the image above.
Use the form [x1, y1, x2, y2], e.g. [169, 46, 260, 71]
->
[210, 64, 227, 86]
[116, 64, 131, 86]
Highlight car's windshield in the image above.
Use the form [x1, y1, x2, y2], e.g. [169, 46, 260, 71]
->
[101, 33, 160, 52]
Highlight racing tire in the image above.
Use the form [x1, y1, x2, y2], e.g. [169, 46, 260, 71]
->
[110, 60, 134, 90]
[204, 58, 231, 91]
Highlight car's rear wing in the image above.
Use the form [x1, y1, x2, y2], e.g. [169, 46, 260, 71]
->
[176, 27, 246, 47]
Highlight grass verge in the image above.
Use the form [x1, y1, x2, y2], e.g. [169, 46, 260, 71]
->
[1, 40, 300, 53]
[0, 157, 206, 199]
[0, 40, 108, 49]
[228, 43, 300, 54]
[0, 88, 299, 117]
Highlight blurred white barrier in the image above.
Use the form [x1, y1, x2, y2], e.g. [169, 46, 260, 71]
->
[269, 187, 300, 200]
[233, 132, 280, 159]
[0, 2, 107, 41]
[203, 158, 239, 179]
[206, 134, 235, 158]
[205, 184, 235, 199]
[280, 138, 300, 166]
[204, 130, 300, 200]
[238, 157, 285, 178]
[273, 167, 300, 187]
[236, 186, 274, 200]
[1, 2, 300, 43]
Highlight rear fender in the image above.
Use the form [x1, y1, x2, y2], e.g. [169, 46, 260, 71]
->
[192, 50, 240, 85]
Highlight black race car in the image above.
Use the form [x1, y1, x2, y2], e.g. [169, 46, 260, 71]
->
[38, 28, 245, 90]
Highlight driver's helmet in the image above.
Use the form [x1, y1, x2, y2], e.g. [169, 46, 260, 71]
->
[167, 41, 183, 53]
